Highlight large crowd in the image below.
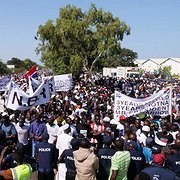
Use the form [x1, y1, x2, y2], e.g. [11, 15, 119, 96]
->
[0, 73, 179, 180]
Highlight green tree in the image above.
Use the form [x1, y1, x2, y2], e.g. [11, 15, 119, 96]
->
[7, 57, 25, 73]
[158, 65, 172, 79]
[36, 4, 131, 77]
[23, 58, 37, 70]
[0, 60, 11, 75]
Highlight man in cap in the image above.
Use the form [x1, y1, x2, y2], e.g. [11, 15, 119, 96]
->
[141, 151, 177, 180]
[56, 124, 73, 157]
[126, 140, 146, 180]
[137, 125, 150, 146]
[36, 132, 58, 180]
[98, 136, 116, 180]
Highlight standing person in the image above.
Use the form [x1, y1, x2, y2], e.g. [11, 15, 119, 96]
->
[109, 138, 130, 180]
[15, 115, 30, 152]
[56, 124, 73, 157]
[46, 116, 59, 144]
[98, 136, 116, 180]
[36, 132, 58, 180]
[73, 138, 99, 180]
[0, 149, 32, 180]
[0, 113, 17, 143]
[165, 138, 180, 178]
[29, 114, 47, 158]
[126, 140, 145, 180]
[59, 138, 80, 180]
[141, 152, 177, 180]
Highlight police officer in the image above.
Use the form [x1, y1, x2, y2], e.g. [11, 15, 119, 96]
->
[0, 148, 32, 180]
[36, 132, 58, 180]
[126, 140, 145, 180]
[165, 138, 180, 178]
[141, 152, 177, 180]
[59, 138, 79, 180]
[98, 136, 116, 180]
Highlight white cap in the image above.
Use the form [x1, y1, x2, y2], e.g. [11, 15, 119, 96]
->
[110, 119, 119, 125]
[103, 117, 110, 122]
[142, 125, 150, 132]
[62, 124, 70, 131]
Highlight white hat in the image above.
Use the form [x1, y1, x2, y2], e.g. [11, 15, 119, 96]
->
[110, 119, 119, 125]
[62, 124, 70, 131]
[142, 125, 150, 132]
[103, 117, 110, 122]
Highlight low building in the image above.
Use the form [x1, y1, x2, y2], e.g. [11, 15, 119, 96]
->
[135, 58, 180, 75]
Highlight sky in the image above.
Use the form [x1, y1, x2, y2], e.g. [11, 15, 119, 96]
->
[0, 0, 180, 65]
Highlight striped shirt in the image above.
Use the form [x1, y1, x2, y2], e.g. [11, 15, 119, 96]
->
[109, 151, 130, 180]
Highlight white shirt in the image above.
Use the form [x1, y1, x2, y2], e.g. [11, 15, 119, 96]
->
[137, 133, 148, 146]
[56, 132, 73, 157]
[15, 123, 29, 145]
[46, 123, 59, 144]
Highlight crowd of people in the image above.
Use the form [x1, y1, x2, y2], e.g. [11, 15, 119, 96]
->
[0, 73, 179, 180]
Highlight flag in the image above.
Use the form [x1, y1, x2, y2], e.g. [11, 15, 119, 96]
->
[25, 66, 38, 80]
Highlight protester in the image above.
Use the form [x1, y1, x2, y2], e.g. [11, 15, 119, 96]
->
[108, 138, 130, 180]
[36, 132, 58, 180]
[0, 71, 179, 180]
[73, 138, 99, 180]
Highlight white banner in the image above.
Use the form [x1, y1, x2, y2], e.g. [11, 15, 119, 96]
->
[114, 89, 171, 118]
[6, 80, 50, 111]
[0, 76, 11, 91]
[54, 74, 72, 92]
[28, 77, 41, 96]
[42, 76, 56, 96]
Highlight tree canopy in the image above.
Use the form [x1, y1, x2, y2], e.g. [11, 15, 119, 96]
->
[7, 57, 38, 73]
[36, 4, 137, 76]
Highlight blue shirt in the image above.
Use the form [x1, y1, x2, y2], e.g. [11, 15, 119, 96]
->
[142, 147, 153, 163]
[60, 149, 76, 171]
[1, 123, 17, 138]
[165, 154, 180, 177]
[36, 141, 56, 171]
[29, 121, 47, 141]
[142, 165, 176, 180]
[128, 149, 145, 179]
[98, 147, 116, 180]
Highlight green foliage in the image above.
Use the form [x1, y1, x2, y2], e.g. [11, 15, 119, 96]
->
[7, 57, 39, 73]
[0, 60, 11, 75]
[36, 4, 133, 75]
[158, 65, 172, 79]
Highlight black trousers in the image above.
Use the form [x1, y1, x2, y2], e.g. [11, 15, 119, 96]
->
[38, 171, 54, 180]
[66, 170, 76, 180]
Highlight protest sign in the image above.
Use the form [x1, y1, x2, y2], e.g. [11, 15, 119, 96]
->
[54, 74, 72, 92]
[42, 76, 56, 96]
[6, 80, 50, 110]
[0, 76, 11, 91]
[28, 77, 41, 96]
[114, 89, 171, 119]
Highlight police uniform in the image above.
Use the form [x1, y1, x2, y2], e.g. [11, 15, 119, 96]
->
[98, 147, 116, 180]
[36, 141, 57, 180]
[142, 165, 176, 180]
[165, 154, 180, 178]
[127, 149, 145, 180]
[60, 149, 76, 180]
